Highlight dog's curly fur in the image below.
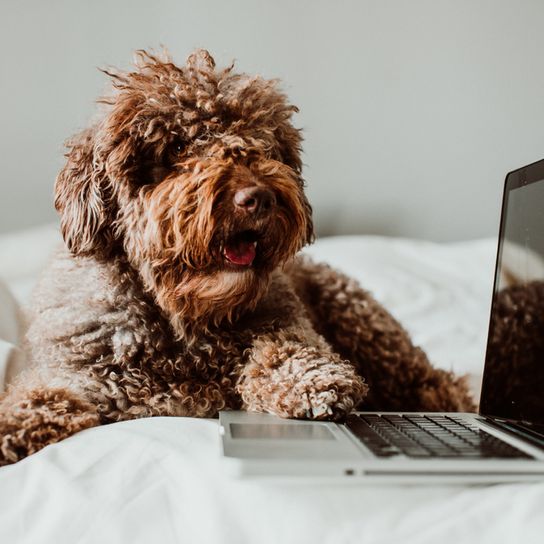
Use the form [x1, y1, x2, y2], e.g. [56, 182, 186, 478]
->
[0, 49, 474, 465]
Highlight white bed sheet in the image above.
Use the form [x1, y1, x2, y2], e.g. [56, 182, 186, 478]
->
[0, 224, 542, 544]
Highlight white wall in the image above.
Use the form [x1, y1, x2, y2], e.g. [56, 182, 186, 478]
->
[2, 0, 544, 241]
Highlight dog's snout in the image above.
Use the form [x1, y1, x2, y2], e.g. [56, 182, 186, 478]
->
[233, 186, 276, 216]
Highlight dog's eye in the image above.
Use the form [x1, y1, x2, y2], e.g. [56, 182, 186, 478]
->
[166, 140, 186, 164]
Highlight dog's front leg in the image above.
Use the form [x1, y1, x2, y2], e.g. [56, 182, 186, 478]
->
[288, 258, 475, 412]
[0, 375, 100, 466]
[236, 327, 368, 420]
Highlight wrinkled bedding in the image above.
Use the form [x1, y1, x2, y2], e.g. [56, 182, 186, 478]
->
[0, 224, 542, 544]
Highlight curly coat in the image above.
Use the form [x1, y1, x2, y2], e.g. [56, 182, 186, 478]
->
[0, 50, 474, 465]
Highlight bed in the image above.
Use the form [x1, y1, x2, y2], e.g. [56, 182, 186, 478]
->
[0, 224, 542, 544]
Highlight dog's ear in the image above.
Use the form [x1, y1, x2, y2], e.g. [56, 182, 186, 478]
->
[273, 119, 314, 245]
[54, 127, 114, 257]
[302, 192, 315, 245]
[275, 118, 303, 174]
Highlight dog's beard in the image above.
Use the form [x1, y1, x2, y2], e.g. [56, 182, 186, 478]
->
[119, 159, 310, 338]
[171, 268, 270, 330]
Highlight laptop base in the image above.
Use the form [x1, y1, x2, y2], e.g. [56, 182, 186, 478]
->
[220, 411, 544, 483]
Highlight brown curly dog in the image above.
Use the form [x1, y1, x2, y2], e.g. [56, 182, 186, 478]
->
[0, 49, 474, 466]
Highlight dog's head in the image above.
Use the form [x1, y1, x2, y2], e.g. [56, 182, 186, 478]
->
[55, 49, 313, 332]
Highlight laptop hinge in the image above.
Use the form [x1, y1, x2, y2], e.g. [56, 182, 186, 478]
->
[484, 417, 544, 450]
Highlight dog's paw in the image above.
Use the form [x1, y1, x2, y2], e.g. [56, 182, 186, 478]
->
[291, 369, 368, 421]
[239, 351, 369, 421]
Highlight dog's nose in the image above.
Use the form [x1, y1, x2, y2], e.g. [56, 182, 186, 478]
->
[233, 186, 276, 216]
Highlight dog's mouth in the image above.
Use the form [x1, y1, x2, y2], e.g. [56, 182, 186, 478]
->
[222, 230, 259, 267]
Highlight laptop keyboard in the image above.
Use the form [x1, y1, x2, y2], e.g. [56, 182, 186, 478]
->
[346, 414, 532, 459]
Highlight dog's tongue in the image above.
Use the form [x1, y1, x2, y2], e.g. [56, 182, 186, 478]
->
[224, 240, 256, 266]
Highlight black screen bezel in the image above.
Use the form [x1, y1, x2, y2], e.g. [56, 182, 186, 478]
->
[479, 157, 544, 421]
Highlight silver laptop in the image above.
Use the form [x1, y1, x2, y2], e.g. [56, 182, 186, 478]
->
[219, 159, 544, 482]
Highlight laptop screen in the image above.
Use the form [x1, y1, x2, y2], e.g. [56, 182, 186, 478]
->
[480, 159, 544, 424]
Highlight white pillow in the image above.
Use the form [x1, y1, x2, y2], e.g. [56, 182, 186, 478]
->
[0, 280, 26, 392]
[0, 222, 62, 303]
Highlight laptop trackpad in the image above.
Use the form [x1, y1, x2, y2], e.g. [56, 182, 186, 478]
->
[220, 411, 365, 462]
[230, 422, 335, 440]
